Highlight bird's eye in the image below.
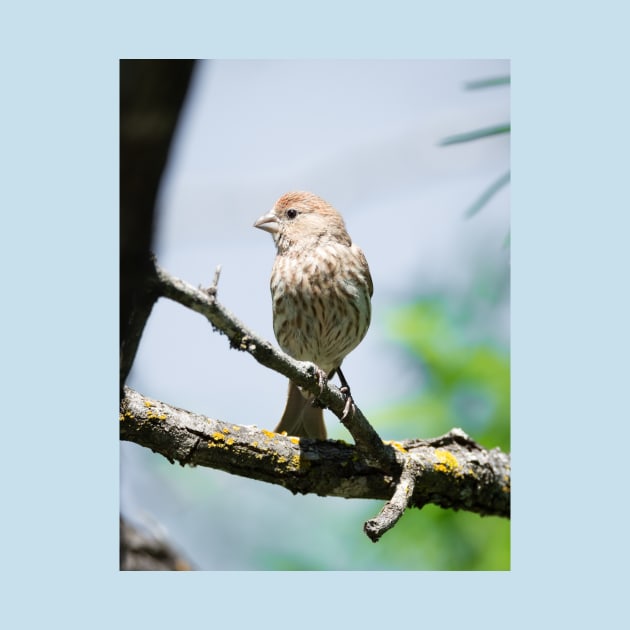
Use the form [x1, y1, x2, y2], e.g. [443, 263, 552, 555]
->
[286, 208, 298, 219]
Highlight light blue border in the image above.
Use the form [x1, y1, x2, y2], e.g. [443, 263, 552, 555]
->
[3, 0, 626, 627]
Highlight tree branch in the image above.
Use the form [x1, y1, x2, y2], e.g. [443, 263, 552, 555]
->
[121, 387, 510, 520]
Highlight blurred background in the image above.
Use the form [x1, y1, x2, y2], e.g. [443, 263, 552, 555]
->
[121, 59, 510, 570]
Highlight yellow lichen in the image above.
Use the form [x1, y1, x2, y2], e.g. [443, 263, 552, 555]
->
[207, 440, 226, 449]
[261, 429, 276, 439]
[212, 432, 225, 441]
[144, 400, 154, 408]
[434, 449, 461, 475]
[239, 335, 254, 351]
[222, 427, 231, 434]
[226, 438, 235, 446]
[231, 425, 241, 431]
[289, 437, 299, 444]
[119, 410, 134, 422]
[384, 440, 408, 454]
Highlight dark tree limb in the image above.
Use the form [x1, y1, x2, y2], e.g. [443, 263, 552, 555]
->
[120, 517, 193, 571]
[119, 59, 195, 389]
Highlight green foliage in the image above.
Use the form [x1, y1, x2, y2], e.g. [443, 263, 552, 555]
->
[362, 267, 510, 570]
[378, 276, 510, 448]
[383, 299, 509, 451]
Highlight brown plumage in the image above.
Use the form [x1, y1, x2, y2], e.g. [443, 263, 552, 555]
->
[254, 191, 373, 438]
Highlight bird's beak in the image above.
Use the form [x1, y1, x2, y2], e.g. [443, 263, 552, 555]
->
[254, 211, 279, 234]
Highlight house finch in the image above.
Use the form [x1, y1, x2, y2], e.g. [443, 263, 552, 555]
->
[254, 191, 373, 439]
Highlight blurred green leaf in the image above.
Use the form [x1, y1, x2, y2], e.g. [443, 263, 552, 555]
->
[440, 123, 510, 146]
[465, 75, 510, 90]
[465, 170, 511, 218]
[441, 74, 510, 223]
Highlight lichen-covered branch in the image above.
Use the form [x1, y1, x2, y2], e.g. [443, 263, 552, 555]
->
[120, 387, 511, 521]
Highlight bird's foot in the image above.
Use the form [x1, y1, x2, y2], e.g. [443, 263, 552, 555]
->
[306, 363, 328, 408]
[315, 367, 328, 395]
[339, 385, 355, 420]
[336, 367, 356, 420]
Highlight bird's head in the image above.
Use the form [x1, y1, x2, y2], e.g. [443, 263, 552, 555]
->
[254, 191, 350, 253]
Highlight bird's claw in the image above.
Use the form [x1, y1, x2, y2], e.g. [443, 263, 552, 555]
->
[304, 363, 327, 395]
[307, 364, 355, 419]
[308, 364, 328, 408]
[340, 385, 355, 420]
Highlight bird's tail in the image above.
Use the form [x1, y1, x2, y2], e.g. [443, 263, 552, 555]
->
[274, 380, 327, 439]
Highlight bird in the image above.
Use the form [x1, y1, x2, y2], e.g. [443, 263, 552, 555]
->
[254, 191, 373, 439]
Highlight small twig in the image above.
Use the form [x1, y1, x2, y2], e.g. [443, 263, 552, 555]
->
[364, 457, 419, 542]
[204, 264, 223, 298]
